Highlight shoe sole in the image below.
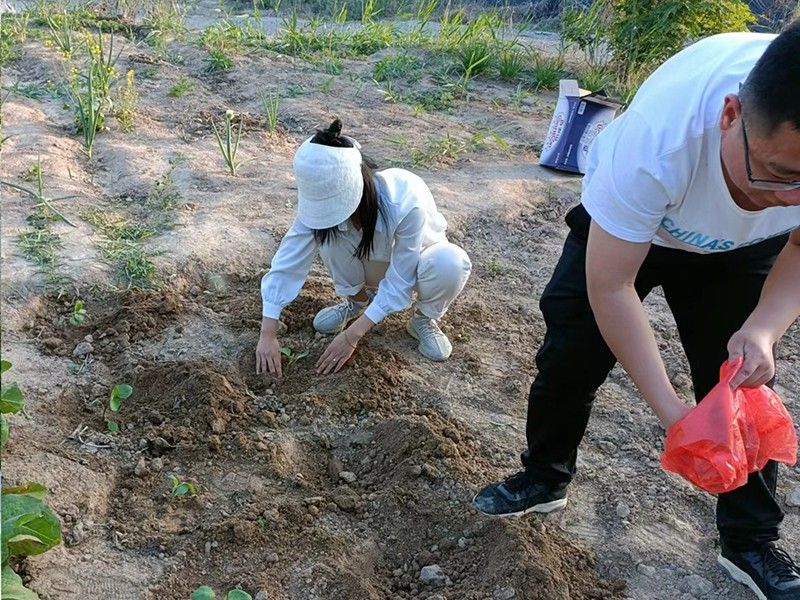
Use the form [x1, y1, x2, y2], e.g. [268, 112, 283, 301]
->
[471, 494, 568, 518]
[405, 320, 450, 361]
[717, 555, 767, 600]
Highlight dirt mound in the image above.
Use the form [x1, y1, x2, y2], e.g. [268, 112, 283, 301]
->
[29, 288, 185, 358]
[126, 360, 255, 449]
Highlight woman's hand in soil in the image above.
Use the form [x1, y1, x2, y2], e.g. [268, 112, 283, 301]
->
[316, 330, 358, 375]
[727, 326, 776, 389]
[256, 318, 283, 378]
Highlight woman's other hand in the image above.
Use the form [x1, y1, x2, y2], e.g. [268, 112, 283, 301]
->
[256, 318, 283, 378]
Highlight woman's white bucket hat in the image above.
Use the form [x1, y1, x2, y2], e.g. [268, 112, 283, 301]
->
[293, 135, 363, 229]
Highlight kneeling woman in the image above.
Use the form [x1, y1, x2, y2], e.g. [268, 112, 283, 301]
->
[256, 119, 472, 377]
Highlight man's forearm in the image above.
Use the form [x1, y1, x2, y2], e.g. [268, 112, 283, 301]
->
[589, 284, 688, 427]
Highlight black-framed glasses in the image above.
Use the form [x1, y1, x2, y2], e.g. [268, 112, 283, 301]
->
[740, 106, 800, 192]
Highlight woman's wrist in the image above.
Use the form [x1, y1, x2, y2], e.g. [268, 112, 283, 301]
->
[260, 317, 279, 336]
[342, 329, 359, 348]
[348, 315, 374, 339]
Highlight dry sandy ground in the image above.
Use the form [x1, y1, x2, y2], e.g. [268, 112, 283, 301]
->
[1, 3, 798, 599]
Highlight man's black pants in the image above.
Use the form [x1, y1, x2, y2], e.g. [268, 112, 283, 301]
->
[522, 204, 789, 550]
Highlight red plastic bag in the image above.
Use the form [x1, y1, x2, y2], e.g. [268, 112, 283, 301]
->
[741, 382, 798, 470]
[661, 359, 797, 494]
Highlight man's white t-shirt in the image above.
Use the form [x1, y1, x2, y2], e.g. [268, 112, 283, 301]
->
[582, 32, 800, 254]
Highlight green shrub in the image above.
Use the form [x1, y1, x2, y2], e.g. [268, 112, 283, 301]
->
[563, 0, 755, 78]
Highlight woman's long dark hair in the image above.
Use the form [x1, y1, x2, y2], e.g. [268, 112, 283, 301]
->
[310, 119, 383, 260]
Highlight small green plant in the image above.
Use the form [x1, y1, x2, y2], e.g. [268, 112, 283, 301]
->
[1, 156, 77, 226]
[46, 13, 78, 58]
[81, 209, 158, 288]
[168, 77, 193, 98]
[191, 586, 252, 600]
[509, 82, 529, 108]
[497, 48, 524, 80]
[280, 346, 309, 366]
[486, 257, 506, 278]
[1, 360, 24, 452]
[17, 229, 62, 272]
[457, 39, 492, 82]
[285, 83, 306, 97]
[69, 300, 87, 326]
[317, 76, 335, 94]
[579, 64, 615, 92]
[21, 160, 43, 182]
[68, 65, 104, 159]
[104, 383, 133, 432]
[373, 53, 422, 82]
[0, 13, 28, 67]
[1, 360, 63, 598]
[529, 53, 565, 90]
[143, 0, 187, 54]
[260, 92, 279, 132]
[87, 27, 122, 104]
[205, 48, 233, 72]
[169, 475, 197, 498]
[211, 110, 243, 176]
[115, 69, 138, 132]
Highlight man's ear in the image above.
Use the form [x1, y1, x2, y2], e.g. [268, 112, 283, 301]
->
[720, 94, 742, 132]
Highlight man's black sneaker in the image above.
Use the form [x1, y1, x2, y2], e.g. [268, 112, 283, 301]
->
[718, 541, 800, 600]
[472, 471, 568, 517]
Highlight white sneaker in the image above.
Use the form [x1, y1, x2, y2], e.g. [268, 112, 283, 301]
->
[313, 297, 368, 334]
[406, 310, 452, 361]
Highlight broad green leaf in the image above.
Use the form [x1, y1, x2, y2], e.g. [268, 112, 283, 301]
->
[1, 360, 11, 375]
[295, 350, 309, 360]
[279, 347, 291, 357]
[109, 396, 121, 412]
[226, 590, 252, 600]
[0, 384, 24, 414]
[191, 585, 216, 600]
[1, 493, 61, 564]
[113, 384, 133, 400]
[174, 483, 190, 496]
[106, 420, 119, 433]
[1, 565, 40, 600]
[1, 414, 8, 452]
[2, 483, 48, 501]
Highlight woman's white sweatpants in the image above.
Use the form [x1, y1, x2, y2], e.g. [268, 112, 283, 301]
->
[319, 239, 472, 320]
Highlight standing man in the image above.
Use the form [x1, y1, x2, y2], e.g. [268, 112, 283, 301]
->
[473, 21, 800, 600]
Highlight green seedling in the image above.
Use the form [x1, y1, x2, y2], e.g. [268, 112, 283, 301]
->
[497, 48, 524, 80]
[192, 586, 252, 600]
[1, 156, 77, 226]
[168, 77, 193, 98]
[169, 475, 197, 498]
[88, 26, 123, 104]
[68, 63, 104, 159]
[68, 300, 86, 326]
[280, 346, 309, 366]
[211, 110, 243, 176]
[46, 13, 78, 57]
[260, 92, 279, 132]
[1, 360, 24, 452]
[116, 69, 138, 132]
[205, 48, 233, 72]
[104, 383, 133, 432]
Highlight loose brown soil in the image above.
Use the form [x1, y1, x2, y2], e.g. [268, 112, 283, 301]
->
[1, 3, 797, 600]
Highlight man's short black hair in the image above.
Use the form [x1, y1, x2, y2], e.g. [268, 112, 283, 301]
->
[740, 18, 800, 135]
